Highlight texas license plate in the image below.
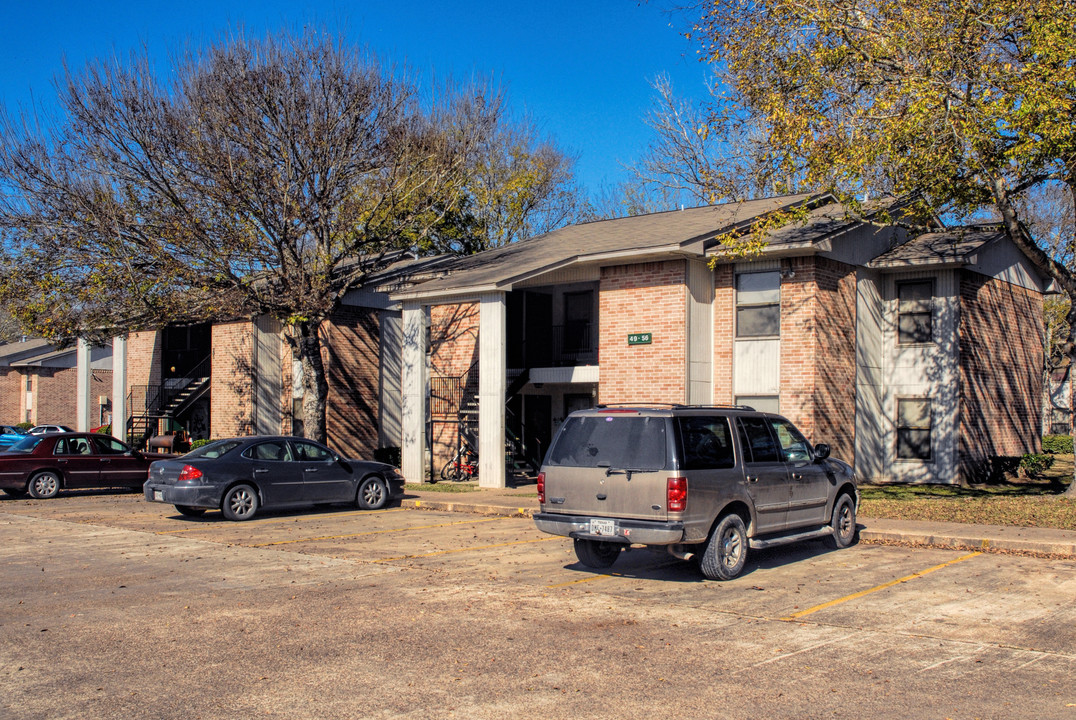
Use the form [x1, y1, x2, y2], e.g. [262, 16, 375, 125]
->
[153, 490, 164, 502]
[589, 519, 615, 536]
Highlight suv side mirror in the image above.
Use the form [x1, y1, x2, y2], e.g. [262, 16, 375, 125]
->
[813, 443, 831, 461]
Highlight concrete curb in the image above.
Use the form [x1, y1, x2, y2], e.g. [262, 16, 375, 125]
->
[400, 493, 1076, 558]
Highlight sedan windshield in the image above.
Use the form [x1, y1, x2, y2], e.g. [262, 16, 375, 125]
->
[6, 437, 41, 453]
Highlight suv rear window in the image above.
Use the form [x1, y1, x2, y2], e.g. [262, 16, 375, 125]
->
[546, 415, 668, 469]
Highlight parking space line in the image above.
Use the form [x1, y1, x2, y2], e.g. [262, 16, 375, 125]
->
[374, 536, 560, 562]
[781, 551, 983, 621]
[153, 507, 410, 534]
[247, 516, 506, 547]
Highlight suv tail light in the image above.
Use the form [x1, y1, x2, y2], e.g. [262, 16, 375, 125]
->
[178, 465, 203, 482]
[537, 472, 545, 504]
[667, 476, 687, 512]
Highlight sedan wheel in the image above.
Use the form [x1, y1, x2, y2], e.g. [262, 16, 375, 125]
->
[356, 476, 389, 510]
[27, 472, 61, 499]
[221, 484, 259, 521]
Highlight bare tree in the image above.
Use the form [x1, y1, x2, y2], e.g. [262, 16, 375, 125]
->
[0, 30, 577, 443]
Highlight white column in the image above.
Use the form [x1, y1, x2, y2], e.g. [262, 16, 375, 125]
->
[401, 302, 428, 484]
[478, 292, 507, 488]
[112, 336, 128, 443]
[76, 338, 92, 432]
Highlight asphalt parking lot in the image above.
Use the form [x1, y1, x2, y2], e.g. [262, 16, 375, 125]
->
[2, 491, 1075, 720]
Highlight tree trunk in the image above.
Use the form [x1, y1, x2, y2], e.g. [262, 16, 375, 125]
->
[1068, 360, 1076, 497]
[296, 319, 329, 444]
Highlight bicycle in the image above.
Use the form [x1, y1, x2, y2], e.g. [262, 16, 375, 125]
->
[438, 443, 478, 482]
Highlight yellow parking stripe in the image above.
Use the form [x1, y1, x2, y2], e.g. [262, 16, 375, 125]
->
[374, 536, 560, 562]
[781, 551, 983, 621]
[153, 507, 409, 534]
[247, 516, 506, 547]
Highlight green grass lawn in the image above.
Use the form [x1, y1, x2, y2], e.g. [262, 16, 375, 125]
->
[859, 455, 1076, 530]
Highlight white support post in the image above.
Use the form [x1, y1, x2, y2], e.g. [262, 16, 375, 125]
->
[401, 302, 428, 484]
[76, 338, 92, 432]
[112, 336, 127, 443]
[478, 292, 507, 488]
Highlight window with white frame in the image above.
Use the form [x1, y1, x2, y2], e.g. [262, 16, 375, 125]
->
[896, 398, 932, 460]
[897, 279, 934, 345]
[736, 271, 781, 338]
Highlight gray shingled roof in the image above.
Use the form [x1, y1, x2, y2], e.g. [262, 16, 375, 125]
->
[868, 229, 1004, 268]
[392, 193, 856, 300]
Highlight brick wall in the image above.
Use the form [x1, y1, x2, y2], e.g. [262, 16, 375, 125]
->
[323, 307, 381, 458]
[429, 302, 480, 470]
[599, 260, 687, 404]
[0, 369, 25, 423]
[780, 256, 857, 459]
[22, 367, 113, 428]
[126, 331, 162, 389]
[712, 264, 735, 405]
[211, 320, 254, 438]
[958, 272, 1043, 479]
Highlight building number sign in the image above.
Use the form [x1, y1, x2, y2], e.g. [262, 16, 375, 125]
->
[628, 332, 653, 345]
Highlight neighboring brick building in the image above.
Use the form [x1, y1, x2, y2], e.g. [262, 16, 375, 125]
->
[395, 194, 1049, 487]
[0, 340, 113, 429]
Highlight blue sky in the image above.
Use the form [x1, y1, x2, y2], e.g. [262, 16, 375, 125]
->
[0, 0, 710, 195]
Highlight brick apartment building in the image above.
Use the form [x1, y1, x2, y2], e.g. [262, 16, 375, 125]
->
[68, 192, 1045, 487]
[0, 339, 113, 429]
[392, 193, 1047, 487]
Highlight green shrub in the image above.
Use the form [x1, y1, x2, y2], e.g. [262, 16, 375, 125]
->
[1042, 435, 1073, 454]
[16, 422, 32, 431]
[190, 438, 212, 450]
[1019, 453, 1056, 478]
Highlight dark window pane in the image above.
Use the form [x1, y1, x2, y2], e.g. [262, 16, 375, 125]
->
[737, 305, 780, 337]
[897, 429, 932, 459]
[738, 417, 781, 463]
[898, 311, 932, 344]
[678, 417, 735, 470]
[547, 416, 667, 469]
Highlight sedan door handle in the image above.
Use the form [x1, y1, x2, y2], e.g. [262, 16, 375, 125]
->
[304, 468, 318, 473]
[791, 472, 804, 480]
[254, 469, 270, 474]
[746, 475, 759, 483]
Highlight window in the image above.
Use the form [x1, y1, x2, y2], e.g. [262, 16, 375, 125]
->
[768, 417, 812, 463]
[678, 416, 735, 469]
[56, 437, 93, 456]
[896, 398, 932, 460]
[245, 441, 294, 462]
[736, 416, 782, 463]
[735, 395, 779, 414]
[294, 441, 333, 461]
[563, 291, 593, 353]
[736, 272, 781, 338]
[92, 436, 129, 455]
[897, 280, 933, 344]
[546, 415, 668, 469]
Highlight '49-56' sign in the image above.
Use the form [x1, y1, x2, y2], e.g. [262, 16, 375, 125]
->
[628, 332, 653, 345]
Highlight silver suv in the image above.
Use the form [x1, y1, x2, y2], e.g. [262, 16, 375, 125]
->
[533, 405, 858, 580]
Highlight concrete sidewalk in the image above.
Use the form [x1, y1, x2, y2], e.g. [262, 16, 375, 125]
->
[399, 482, 1076, 558]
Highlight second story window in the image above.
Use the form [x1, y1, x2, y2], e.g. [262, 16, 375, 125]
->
[897, 279, 934, 345]
[736, 271, 781, 338]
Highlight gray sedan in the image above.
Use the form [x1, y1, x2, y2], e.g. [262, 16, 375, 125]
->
[143, 436, 406, 520]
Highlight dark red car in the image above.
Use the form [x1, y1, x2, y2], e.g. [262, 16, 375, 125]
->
[0, 433, 171, 499]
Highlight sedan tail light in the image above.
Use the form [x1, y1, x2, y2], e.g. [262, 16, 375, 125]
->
[178, 465, 203, 482]
[667, 476, 687, 512]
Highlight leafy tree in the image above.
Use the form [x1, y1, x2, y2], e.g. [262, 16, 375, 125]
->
[691, 0, 1076, 493]
[0, 30, 580, 443]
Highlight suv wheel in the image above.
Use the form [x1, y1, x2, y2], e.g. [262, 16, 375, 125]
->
[573, 538, 621, 569]
[700, 514, 747, 580]
[826, 493, 858, 549]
